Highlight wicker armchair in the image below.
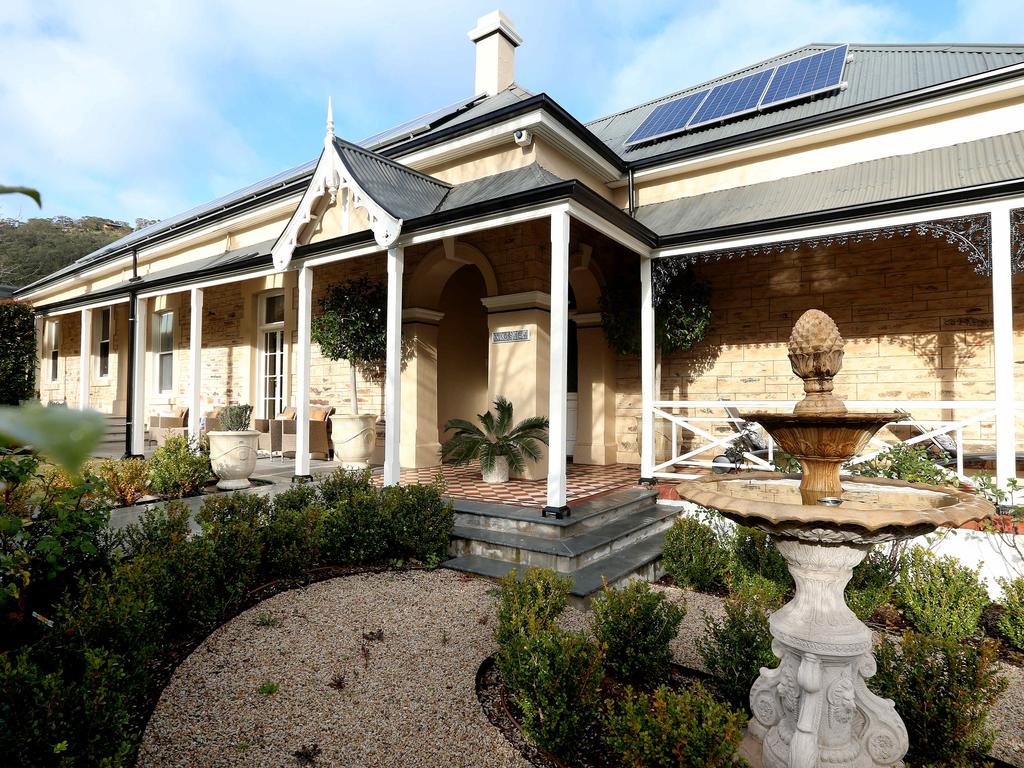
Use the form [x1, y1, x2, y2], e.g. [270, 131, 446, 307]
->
[280, 406, 335, 460]
[149, 406, 188, 447]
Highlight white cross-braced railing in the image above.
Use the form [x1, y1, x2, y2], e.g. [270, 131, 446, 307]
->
[650, 399, 1019, 482]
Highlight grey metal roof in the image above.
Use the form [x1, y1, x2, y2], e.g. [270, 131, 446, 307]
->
[334, 138, 451, 219]
[435, 164, 563, 213]
[589, 44, 1024, 161]
[635, 129, 1024, 236]
[135, 239, 275, 285]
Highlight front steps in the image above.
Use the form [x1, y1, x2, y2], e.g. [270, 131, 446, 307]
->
[443, 488, 679, 598]
[92, 414, 128, 458]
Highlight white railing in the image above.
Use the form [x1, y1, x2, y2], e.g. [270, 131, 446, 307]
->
[650, 399, 1014, 482]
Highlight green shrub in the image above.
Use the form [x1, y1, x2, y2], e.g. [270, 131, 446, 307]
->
[0, 300, 37, 406]
[317, 467, 373, 507]
[850, 442, 956, 487]
[197, 493, 269, 602]
[261, 503, 326, 580]
[494, 567, 571, 650]
[502, 627, 604, 755]
[94, 457, 150, 506]
[896, 548, 988, 641]
[591, 580, 685, 687]
[997, 574, 1024, 651]
[218, 404, 253, 431]
[730, 570, 787, 611]
[872, 632, 1006, 766]
[846, 543, 904, 621]
[605, 683, 748, 768]
[731, 526, 791, 592]
[697, 591, 776, 714]
[321, 486, 392, 564]
[662, 514, 731, 591]
[272, 482, 321, 515]
[149, 435, 210, 497]
[388, 482, 454, 562]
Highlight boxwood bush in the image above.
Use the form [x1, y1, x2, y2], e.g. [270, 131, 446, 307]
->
[148, 435, 210, 498]
[661, 513, 732, 591]
[896, 547, 988, 641]
[997, 575, 1024, 651]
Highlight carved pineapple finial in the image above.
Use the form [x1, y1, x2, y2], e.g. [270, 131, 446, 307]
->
[788, 309, 847, 415]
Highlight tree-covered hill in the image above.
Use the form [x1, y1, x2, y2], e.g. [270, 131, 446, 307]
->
[0, 216, 155, 289]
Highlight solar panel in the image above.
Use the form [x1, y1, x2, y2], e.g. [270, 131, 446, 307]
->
[360, 96, 478, 149]
[688, 68, 774, 129]
[760, 44, 849, 108]
[623, 90, 710, 147]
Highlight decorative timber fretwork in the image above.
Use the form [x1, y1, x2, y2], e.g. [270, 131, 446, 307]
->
[1011, 207, 1024, 274]
[271, 99, 403, 271]
[660, 213, 1007, 280]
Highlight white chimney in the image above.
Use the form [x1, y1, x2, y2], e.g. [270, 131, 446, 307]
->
[468, 10, 522, 97]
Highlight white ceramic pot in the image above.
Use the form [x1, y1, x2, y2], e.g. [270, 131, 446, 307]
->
[208, 430, 260, 490]
[332, 413, 378, 469]
[482, 455, 509, 484]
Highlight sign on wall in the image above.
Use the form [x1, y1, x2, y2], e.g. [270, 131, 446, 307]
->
[492, 329, 530, 344]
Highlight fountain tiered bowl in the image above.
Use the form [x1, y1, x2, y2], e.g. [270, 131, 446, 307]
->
[674, 309, 993, 768]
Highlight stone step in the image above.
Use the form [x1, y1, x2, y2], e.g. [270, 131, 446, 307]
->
[449, 501, 677, 572]
[443, 528, 669, 599]
[452, 488, 658, 540]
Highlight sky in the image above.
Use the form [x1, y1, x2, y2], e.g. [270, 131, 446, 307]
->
[1, 0, 1022, 224]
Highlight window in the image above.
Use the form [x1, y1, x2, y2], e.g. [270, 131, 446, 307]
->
[96, 308, 111, 378]
[45, 319, 60, 382]
[156, 312, 174, 393]
[258, 293, 285, 418]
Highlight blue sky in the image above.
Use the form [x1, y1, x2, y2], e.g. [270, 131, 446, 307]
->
[1, 0, 1021, 224]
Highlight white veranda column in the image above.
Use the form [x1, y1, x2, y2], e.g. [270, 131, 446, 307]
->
[132, 296, 148, 455]
[188, 287, 203, 442]
[640, 255, 655, 480]
[383, 245, 405, 486]
[545, 209, 571, 516]
[79, 308, 92, 410]
[295, 266, 313, 478]
[991, 205, 1017, 492]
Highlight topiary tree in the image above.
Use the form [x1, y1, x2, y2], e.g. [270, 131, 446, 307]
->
[310, 277, 387, 415]
[0, 301, 38, 405]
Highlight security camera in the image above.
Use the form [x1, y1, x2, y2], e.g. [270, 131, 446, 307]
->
[513, 129, 533, 147]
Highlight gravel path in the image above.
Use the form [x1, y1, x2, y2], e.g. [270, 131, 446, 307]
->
[141, 573, 1023, 768]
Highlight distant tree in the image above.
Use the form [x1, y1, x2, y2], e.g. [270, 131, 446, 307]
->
[0, 216, 132, 288]
[0, 300, 37, 404]
[135, 217, 159, 230]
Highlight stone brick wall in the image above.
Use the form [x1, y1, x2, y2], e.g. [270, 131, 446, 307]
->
[615, 232, 1024, 463]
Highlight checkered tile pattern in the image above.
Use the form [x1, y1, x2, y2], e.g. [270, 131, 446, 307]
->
[373, 463, 641, 508]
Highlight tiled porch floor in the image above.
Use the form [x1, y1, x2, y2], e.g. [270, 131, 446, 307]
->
[373, 462, 642, 509]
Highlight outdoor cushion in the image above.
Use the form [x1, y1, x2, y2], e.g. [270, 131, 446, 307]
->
[278, 406, 297, 420]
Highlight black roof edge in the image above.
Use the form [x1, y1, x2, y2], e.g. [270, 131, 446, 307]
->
[655, 177, 1024, 249]
[379, 93, 629, 174]
[628, 60, 1024, 171]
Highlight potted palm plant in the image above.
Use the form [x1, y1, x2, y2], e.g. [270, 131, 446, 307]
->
[311, 277, 385, 468]
[441, 397, 549, 483]
[208, 404, 259, 489]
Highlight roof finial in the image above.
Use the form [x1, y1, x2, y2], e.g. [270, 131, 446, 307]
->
[326, 97, 335, 140]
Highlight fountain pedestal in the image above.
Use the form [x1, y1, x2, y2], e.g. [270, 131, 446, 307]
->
[749, 539, 907, 768]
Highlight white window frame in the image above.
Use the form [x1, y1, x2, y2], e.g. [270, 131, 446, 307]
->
[257, 291, 286, 419]
[45, 319, 60, 383]
[95, 307, 112, 380]
[154, 311, 175, 394]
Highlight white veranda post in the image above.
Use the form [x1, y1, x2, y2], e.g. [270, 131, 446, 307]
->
[991, 203, 1017, 493]
[640, 255, 655, 480]
[79, 308, 92, 410]
[131, 296, 148, 455]
[188, 288, 203, 442]
[545, 209, 571, 516]
[295, 266, 313, 478]
[384, 245, 404, 486]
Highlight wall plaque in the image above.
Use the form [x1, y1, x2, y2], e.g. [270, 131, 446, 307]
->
[492, 329, 530, 344]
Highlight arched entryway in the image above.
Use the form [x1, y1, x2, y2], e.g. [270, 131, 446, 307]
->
[437, 265, 490, 447]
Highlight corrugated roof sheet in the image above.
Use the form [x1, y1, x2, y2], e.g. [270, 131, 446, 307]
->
[588, 44, 1024, 161]
[635, 130, 1024, 236]
[334, 138, 451, 219]
[434, 164, 563, 212]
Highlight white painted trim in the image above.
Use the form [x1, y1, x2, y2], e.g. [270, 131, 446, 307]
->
[402, 307, 445, 323]
[132, 296, 148, 454]
[546, 210, 571, 510]
[571, 311, 603, 327]
[640, 256, 655, 478]
[296, 242, 382, 270]
[654, 195, 1024, 258]
[991, 202, 1017, 491]
[383, 245, 405, 486]
[401, 202, 564, 246]
[188, 287, 203, 441]
[566, 200, 652, 256]
[481, 290, 551, 312]
[295, 267, 313, 477]
[42, 296, 130, 317]
[630, 67, 1024, 185]
[79, 309, 92, 410]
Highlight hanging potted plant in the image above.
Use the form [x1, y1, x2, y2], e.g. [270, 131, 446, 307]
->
[311, 276, 386, 468]
[207, 404, 259, 489]
[441, 397, 549, 483]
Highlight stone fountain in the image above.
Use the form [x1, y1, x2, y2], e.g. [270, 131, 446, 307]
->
[675, 309, 993, 768]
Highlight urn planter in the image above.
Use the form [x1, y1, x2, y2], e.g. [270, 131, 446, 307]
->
[332, 413, 377, 469]
[208, 430, 260, 490]
[482, 456, 510, 484]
